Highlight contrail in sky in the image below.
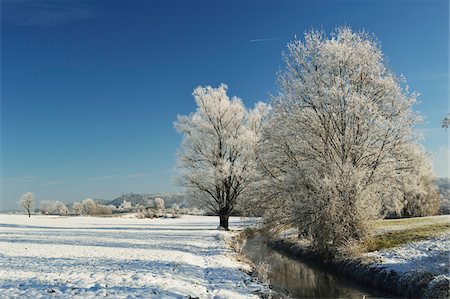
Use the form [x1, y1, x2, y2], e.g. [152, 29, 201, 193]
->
[249, 37, 287, 43]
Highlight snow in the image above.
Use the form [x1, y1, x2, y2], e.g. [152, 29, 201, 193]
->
[366, 233, 450, 281]
[0, 215, 263, 298]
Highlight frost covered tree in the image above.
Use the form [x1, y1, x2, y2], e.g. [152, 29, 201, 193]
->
[119, 200, 132, 211]
[256, 27, 424, 255]
[380, 145, 440, 217]
[39, 199, 54, 215]
[175, 84, 269, 229]
[73, 201, 83, 215]
[398, 146, 440, 217]
[82, 198, 97, 215]
[54, 201, 69, 216]
[171, 203, 180, 218]
[18, 192, 34, 217]
[154, 197, 165, 217]
[154, 197, 164, 210]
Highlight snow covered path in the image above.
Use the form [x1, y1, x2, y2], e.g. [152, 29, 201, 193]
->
[0, 215, 262, 298]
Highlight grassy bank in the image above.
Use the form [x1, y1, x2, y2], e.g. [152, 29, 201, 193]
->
[362, 215, 450, 252]
[364, 222, 450, 252]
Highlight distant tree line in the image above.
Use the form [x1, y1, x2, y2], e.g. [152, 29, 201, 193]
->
[17, 193, 199, 218]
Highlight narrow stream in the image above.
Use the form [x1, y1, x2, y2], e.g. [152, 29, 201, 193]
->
[244, 236, 394, 298]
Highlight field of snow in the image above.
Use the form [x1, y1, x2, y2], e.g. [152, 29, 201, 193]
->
[366, 233, 450, 284]
[0, 215, 263, 298]
[366, 215, 450, 287]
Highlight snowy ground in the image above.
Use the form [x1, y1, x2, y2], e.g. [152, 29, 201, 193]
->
[368, 215, 450, 281]
[366, 233, 450, 284]
[0, 215, 263, 298]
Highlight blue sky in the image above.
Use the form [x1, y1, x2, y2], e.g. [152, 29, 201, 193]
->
[1, 0, 448, 209]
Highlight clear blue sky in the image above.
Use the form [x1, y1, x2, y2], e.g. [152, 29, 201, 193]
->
[1, 0, 448, 209]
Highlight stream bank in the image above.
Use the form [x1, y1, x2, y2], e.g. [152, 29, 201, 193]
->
[266, 237, 449, 298]
[243, 235, 393, 298]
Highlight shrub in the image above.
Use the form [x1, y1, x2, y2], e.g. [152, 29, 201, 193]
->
[90, 204, 112, 216]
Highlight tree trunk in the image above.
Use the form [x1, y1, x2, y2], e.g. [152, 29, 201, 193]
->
[27, 209, 31, 217]
[219, 214, 230, 230]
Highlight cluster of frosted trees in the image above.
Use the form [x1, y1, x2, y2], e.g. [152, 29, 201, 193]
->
[176, 27, 440, 254]
[135, 198, 181, 218]
[17, 193, 183, 218]
[40, 199, 69, 215]
[17, 194, 113, 216]
[72, 198, 116, 216]
[74, 197, 180, 218]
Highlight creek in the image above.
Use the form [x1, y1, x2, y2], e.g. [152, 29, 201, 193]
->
[244, 236, 394, 298]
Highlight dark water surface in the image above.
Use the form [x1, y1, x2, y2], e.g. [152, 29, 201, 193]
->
[244, 236, 394, 298]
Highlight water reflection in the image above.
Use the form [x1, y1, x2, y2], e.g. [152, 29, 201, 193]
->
[244, 236, 392, 298]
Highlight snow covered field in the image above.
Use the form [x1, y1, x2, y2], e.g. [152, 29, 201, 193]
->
[0, 215, 263, 298]
[368, 215, 450, 281]
[366, 233, 450, 284]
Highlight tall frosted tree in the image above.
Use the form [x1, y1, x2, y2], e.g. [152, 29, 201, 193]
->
[175, 84, 269, 229]
[18, 192, 35, 217]
[154, 197, 165, 217]
[256, 27, 425, 255]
